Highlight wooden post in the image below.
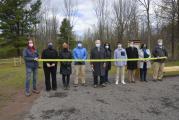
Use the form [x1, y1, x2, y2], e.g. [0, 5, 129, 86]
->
[13, 57, 16, 67]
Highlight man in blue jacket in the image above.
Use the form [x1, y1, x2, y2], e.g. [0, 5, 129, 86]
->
[73, 41, 88, 87]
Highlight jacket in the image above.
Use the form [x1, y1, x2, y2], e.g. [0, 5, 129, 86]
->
[138, 49, 151, 69]
[59, 49, 72, 75]
[41, 48, 58, 68]
[23, 48, 39, 68]
[73, 47, 87, 65]
[114, 48, 127, 67]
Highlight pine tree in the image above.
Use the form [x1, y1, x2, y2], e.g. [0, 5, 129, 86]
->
[0, 0, 41, 56]
[59, 18, 76, 50]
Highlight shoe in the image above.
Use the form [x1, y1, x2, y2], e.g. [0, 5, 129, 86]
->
[74, 84, 78, 87]
[81, 83, 87, 86]
[158, 79, 163, 81]
[94, 85, 97, 88]
[131, 81, 136, 83]
[144, 80, 148, 82]
[32, 89, 40, 94]
[153, 79, 157, 82]
[101, 84, 106, 87]
[25, 92, 31, 97]
[121, 81, 126, 85]
[115, 80, 119, 85]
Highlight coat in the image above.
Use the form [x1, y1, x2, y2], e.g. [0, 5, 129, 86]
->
[138, 49, 151, 69]
[59, 49, 72, 75]
[73, 47, 87, 65]
[23, 48, 39, 69]
[90, 47, 107, 76]
[152, 45, 168, 63]
[126, 47, 139, 70]
[104, 48, 112, 70]
[114, 48, 127, 67]
[41, 48, 58, 68]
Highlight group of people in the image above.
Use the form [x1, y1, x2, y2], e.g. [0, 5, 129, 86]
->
[23, 39, 168, 96]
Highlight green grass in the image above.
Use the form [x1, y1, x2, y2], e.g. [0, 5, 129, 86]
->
[110, 61, 179, 76]
[0, 63, 44, 109]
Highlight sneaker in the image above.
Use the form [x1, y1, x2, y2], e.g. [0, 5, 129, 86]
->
[101, 84, 106, 87]
[94, 85, 97, 88]
[115, 80, 119, 85]
[121, 81, 126, 85]
[32, 89, 40, 94]
[25, 92, 31, 97]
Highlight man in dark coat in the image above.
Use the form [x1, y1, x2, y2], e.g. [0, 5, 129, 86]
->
[90, 40, 107, 88]
[41, 42, 58, 91]
[126, 41, 139, 83]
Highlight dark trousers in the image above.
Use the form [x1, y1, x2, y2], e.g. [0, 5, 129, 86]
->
[94, 75, 104, 85]
[104, 70, 109, 82]
[140, 62, 147, 81]
[62, 74, 70, 87]
[44, 67, 57, 91]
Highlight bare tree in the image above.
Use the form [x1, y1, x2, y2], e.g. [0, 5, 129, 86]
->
[112, 0, 136, 44]
[62, 0, 78, 27]
[93, 0, 109, 41]
[137, 0, 152, 49]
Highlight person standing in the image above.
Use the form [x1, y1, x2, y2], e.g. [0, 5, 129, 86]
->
[126, 41, 139, 83]
[90, 40, 107, 88]
[59, 42, 72, 90]
[41, 42, 58, 91]
[23, 39, 40, 96]
[73, 41, 88, 87]
[152, 39, 168, 81]
[138, 43, 151, 82]
[104, 42, 112, 84]
[114, 42, 127, 85]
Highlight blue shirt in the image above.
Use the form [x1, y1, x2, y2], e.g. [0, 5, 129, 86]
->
[114, 48, 127, 67]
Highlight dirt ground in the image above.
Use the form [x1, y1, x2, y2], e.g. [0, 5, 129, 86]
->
[22, 67, 179, 120]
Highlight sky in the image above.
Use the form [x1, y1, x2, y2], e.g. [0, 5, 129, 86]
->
[41, 0, 160, 37]
[42, 0, 97, 37]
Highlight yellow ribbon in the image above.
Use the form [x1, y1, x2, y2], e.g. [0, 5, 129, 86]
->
[37, 57, 167, 62]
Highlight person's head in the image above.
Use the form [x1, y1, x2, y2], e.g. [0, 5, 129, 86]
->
[140, 43, 147, 49]
[104, 42, 110, 49]
[117, 42, 122, 49]
[77, 41, 83, 48]
[48, 42, 53, 49]
[95, 40, 101, 48]
[62, 42, 68, 49]
[129, 41, 134, 47]
[27, 39, 34, 48]
[158, 39, 163, 46]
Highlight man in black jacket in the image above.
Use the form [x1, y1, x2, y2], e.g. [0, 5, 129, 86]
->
[90, 40, 107, 88]
[41, 42, 58, 91]
[152, 39, 168, 81]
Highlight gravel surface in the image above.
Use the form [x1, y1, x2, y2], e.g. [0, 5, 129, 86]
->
[24, 67, 179, 120]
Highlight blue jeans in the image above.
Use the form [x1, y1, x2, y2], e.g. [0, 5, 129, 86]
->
[25, 67, 38, 93]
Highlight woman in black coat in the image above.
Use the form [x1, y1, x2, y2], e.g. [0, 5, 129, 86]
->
[59, 42, 72, 90]
[126, 41, 139, 83]
[104, 42, 112, 84]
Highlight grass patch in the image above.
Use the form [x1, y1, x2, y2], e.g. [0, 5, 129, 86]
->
[0, 63, 44, 110]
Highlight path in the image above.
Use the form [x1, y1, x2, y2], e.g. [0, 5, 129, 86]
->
[24, 66, 179, 120]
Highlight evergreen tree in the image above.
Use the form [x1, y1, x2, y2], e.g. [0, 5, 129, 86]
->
[0, 0, 41, 55]
[59, 18, 76, 50]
